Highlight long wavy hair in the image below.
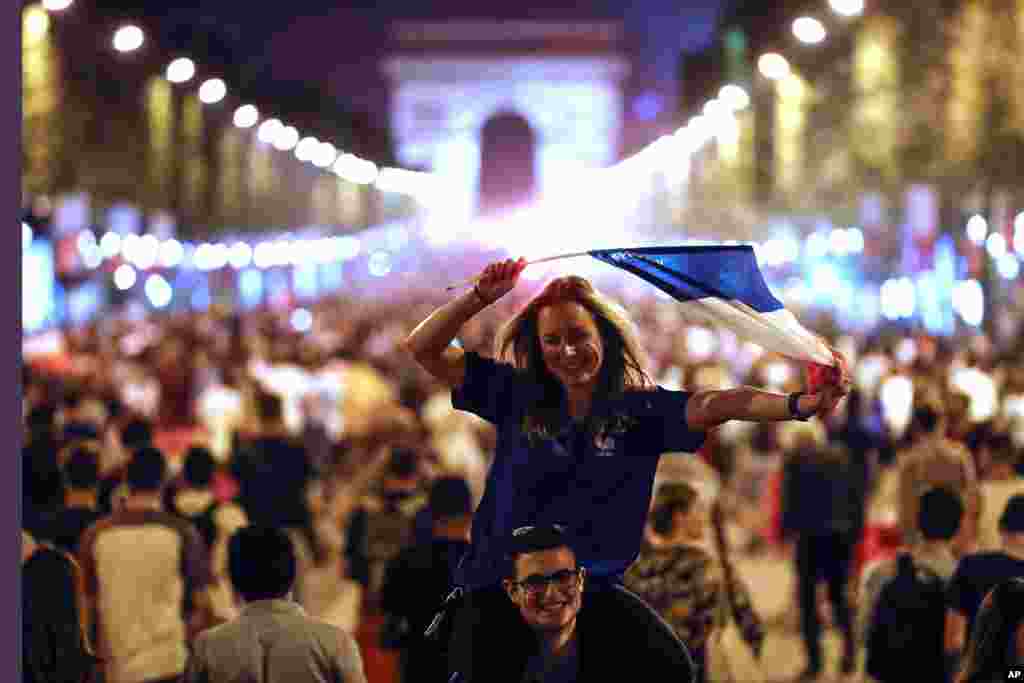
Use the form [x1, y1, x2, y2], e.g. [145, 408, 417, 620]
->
[22, 546, 98, 683]
[494, 275, 653, 441]
[960, 578, 1024, 683]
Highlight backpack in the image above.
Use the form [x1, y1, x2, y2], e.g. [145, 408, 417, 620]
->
[865, 554, 949, 682]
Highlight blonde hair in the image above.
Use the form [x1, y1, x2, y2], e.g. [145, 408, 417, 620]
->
[494, 275, 653, 439]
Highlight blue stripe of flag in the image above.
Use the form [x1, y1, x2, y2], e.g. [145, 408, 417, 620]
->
[589, 245, 784, 314]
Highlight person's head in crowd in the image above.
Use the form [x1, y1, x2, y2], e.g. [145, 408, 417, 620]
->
[917, 487, 964, 544]
[958, 578, 1024, 683]
[23, 446, 64, 512]
[227, 526, 297, 603]
[61, 388, 84, 417]
[104, 395, 124, 424]
[494, 275, 653, 434]
[650, 481, 704, 544]
[429, 476, 473, 539]
[389, 448, 419, 478]
[61, 443, 100, 504]
[381, 447, 421, 495]
[255, 390, 285, 431]
[706, 442, 738, 484]
[981, 432, 1018, 480]
[182, 446, 216, 490]
[999, 495, 1024, 545]
[22, 545, 97, 683]
[61, 391, 105, 441]
[965, 421, 993, 457]
[502, 525, 586, 638]
[26, 403, 57, 438]
[120, 417, 154, 453]
[910, 396, 946, 441]
[125, 446, 166, 495]
[779, 420, 827, 455]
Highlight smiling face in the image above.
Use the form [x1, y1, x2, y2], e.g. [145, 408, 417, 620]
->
[536, 302, 605, 397]
[504, 546, 584, 634]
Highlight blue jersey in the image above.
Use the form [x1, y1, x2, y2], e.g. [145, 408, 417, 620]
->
[452, 352, 706, 589]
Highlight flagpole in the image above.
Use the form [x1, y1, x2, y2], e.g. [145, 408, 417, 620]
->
[444, 251, 593, 292]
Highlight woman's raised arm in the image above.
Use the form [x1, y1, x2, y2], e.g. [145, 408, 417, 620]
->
[401, 257, 525, 388]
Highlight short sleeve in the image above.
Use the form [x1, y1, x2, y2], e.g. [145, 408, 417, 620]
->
[644, 389, 707, 455]
[451, 351, 527, 425]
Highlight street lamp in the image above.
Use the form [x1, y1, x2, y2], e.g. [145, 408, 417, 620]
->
[313, 142, 338, 168]
[198, 78, 227, 104]
[966, 214, 988, 244]
[113, 25, 144, 53]
[792, 17, 827, 44]
[828, 0, 864, 17]
[42, 0, 73, 11]
[165, 58, 195, 84]
[718, 84, 751, 111]
[758, 53, 791, 80]
[233, 104, 259, 128]
[257, 118, 283, 144]
[272, 125, 299, 151]
[295, 137, 320, 162]
[24, 6, 49, 46]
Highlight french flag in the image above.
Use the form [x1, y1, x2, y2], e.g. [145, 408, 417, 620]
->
[588, 245, 838, 382]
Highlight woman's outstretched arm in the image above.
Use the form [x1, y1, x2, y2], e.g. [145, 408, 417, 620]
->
[686, 351, 851, 431]
[685, 386, 837, 430]
[401, 257, 525, 388]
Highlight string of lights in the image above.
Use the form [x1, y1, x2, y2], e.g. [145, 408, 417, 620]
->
[26, 0, 442, 199]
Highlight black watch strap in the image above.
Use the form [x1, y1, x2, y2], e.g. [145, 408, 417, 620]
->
[788, 392, 812, 421]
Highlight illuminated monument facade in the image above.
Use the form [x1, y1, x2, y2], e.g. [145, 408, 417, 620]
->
[383, 21, 629, 218]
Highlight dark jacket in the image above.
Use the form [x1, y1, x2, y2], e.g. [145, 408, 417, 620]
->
[782, 444, 868, 538]
[380, 537, 471, 682]
[454, 583, 695, 683]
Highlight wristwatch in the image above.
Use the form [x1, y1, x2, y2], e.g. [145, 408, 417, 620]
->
[788, 392, 813, 421]
[472, 284, 492, 306]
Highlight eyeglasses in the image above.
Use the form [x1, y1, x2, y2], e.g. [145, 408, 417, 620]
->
[511, 568, 585, 598]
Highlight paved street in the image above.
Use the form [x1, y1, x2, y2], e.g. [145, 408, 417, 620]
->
[732, 553, 855, 683]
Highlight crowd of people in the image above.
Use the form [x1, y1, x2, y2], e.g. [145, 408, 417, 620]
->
[20, 254, 1024, 683]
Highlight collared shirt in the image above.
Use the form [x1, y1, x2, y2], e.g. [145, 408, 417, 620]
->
[80, 508, 211, 683]
[184, 599, 367, 683]
[452, 352, 706, 589]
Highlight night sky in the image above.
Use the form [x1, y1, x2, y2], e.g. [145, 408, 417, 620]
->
[121, 0, 728, 147]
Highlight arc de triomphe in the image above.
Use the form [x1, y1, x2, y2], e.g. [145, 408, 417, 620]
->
[382, 21, 630, 219]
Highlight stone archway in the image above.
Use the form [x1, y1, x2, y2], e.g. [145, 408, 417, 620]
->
[383, 47, 629, 220]
[477, 111, 536, 216]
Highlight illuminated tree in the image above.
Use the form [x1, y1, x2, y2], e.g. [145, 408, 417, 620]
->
[145, 77, 174, 211]
[22, 5, 59, 201]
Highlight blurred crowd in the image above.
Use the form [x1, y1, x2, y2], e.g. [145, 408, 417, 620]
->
[20, 283, 1024, 683]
